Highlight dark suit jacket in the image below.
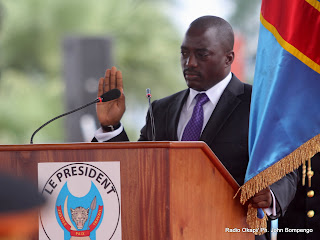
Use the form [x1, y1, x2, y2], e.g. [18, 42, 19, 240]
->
[140, 74, 251, 185]
[93, 74, 298, 230]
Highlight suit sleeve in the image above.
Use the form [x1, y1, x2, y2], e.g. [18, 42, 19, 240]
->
[270, 169, 299, 218]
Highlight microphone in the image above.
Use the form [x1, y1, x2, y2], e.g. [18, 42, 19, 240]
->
[30, 88, 121, 144]
[146, 88, 156, 141]
[97, 88, 121, 103]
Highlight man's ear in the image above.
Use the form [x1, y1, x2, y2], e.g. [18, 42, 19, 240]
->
[225, 50, 235, 67]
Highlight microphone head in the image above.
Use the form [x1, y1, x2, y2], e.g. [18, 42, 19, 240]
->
[146, 88, 151, 98]
[100, 89, 121, 102]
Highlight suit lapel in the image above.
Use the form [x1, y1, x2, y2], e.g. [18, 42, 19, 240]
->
[200, 75, 244, 145]
[166, 89, 189, 140]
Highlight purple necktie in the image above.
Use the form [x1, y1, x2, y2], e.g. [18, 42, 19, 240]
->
[181, 93, 209, 141]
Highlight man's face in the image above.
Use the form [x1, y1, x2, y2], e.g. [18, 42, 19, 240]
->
[180, 27, 232, 91]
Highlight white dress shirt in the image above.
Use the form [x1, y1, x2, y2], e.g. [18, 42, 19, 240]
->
[94, 124, 124, 142]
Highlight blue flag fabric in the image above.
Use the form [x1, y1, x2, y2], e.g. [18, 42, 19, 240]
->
[240, 0, 320, 231]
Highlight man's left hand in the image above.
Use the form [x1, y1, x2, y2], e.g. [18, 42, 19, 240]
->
[249, 186, 272, 208]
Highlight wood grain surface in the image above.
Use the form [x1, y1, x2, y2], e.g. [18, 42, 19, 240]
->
[0, 142, 254, 240]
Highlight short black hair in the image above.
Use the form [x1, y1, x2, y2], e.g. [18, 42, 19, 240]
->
[189, 15, 234, 52]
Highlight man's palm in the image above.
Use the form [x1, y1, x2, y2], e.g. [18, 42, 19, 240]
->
[96, 66, 125, 127]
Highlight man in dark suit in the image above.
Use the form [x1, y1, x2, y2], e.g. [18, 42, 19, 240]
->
[93, 16, 298, 239]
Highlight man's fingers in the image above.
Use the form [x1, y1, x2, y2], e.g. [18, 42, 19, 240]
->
[116, 70, 123, 90]
[251, 201, 270, 209]
[99, 66, 123, 96]
[110, 66, 117, 89]
[98, 77, 104, 97]
[250, 194, 270, 208]
[104, 69, 111, 92]
[252, 193, 268, 201]
[251, 200, 270, 208]
[251, 195, 268, 204]
[249, 187, 272, 209]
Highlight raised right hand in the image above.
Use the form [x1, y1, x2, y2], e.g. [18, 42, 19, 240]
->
[96, 66, 125, 129]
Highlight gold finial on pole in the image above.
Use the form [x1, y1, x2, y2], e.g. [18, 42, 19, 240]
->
[307, 159, 313, 188]
[302, 161, 306, 186]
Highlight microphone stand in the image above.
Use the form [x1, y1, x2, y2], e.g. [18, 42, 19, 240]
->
[30, 99, 99, 144]
[30, 88, 121, 144]
[146, 88, 156, 141]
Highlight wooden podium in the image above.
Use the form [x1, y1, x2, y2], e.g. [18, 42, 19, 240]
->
[0, 142, 254, 240]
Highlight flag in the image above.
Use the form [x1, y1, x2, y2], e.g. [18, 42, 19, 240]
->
[240, 0, 320, 232]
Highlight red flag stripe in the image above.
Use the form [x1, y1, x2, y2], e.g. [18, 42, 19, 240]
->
[261, 0, 320, 65]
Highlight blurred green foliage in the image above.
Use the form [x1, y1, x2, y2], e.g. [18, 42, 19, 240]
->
[0, 0, 184, 144]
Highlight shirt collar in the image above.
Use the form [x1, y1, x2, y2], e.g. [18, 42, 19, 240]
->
[186, 72, 232, 110]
